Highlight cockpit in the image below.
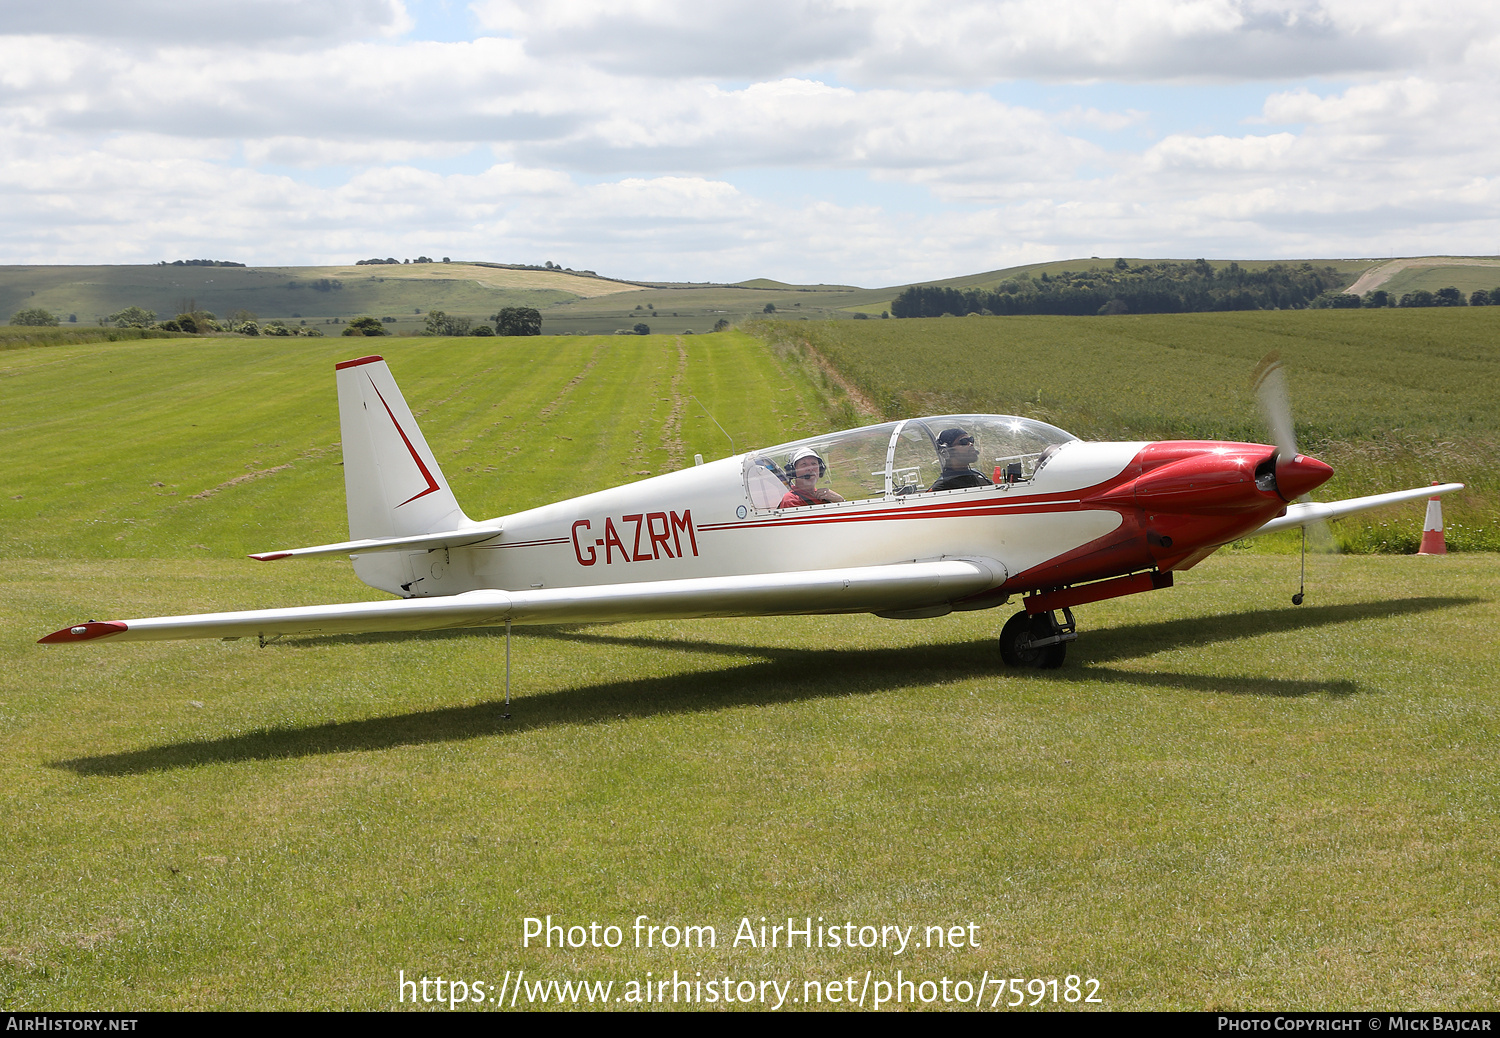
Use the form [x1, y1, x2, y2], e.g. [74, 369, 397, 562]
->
[744, 415, 1078, 512]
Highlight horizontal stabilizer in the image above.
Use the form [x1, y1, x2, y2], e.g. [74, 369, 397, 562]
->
[1255, 482, 1464, 535]
[249, 523, 506, 561]
[40, 560, 1001, 644]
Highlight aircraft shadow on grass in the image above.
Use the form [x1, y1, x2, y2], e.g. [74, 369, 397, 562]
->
[53, 595, 1476, 776]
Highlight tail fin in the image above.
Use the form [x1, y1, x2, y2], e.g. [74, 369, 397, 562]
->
[336, 355, 470, 540]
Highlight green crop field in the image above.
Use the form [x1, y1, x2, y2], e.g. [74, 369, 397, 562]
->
[757, 308, 1500, 553]
[3, 331, 1497, 1011]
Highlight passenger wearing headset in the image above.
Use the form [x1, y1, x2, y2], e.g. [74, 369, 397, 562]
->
[929, 427, 994, 492]
[778, 448, 846, 507]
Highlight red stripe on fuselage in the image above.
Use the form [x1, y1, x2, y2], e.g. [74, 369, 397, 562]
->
[698, 485, 1094, 533]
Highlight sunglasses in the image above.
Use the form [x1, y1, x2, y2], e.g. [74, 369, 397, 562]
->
[949, 437, 975, 446]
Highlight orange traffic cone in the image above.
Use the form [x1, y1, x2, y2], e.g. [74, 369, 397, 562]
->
[1418, 481, 1447, 555]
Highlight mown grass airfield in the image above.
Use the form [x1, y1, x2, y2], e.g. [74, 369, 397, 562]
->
[3, 306, 1498, 1009]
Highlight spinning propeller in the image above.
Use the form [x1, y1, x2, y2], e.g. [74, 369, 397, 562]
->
[1252, 351, 1336, 603]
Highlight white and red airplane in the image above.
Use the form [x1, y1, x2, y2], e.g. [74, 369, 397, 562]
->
[41, 354, 1463, 669]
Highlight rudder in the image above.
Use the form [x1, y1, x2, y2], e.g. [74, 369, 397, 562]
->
[335, 355, 469, 541]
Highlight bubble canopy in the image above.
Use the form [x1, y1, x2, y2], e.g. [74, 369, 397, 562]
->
[744, 415, 1079, 511]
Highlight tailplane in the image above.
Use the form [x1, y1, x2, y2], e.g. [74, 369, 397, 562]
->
[248, 356, 494, 598]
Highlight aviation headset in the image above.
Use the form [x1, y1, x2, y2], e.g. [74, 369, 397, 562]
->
[790, 447, 828, 478]
[935, 427, 974, 468]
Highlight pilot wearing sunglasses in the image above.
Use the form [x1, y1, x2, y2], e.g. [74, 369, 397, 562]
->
[930, 427, 994, 492]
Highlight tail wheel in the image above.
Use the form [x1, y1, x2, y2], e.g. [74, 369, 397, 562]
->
[999, 610, 1067, 669]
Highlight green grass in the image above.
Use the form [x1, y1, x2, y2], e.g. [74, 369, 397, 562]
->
[4, 330, 1498, 1011]
[5, 556, 1497, 1009]
[755, 309, 1500, 552]
[0, 332, 830, 561]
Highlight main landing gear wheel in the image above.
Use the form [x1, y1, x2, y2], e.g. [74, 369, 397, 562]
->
[999, 609, 1069, 669]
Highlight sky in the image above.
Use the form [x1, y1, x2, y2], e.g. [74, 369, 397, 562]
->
[2, 0, 1497, 286]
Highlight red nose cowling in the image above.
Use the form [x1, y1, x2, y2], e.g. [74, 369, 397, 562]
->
[998, 442, 1338, 595]
[1274, 453, 1334, 502]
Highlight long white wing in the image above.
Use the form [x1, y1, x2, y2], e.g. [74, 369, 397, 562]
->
[1254, 482, 1463, 535]
[40, 559, 1002, 644]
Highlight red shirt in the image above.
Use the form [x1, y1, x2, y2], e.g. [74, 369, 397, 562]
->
[779, 489, 821, 508]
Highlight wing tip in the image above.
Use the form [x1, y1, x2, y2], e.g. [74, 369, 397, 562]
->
[39, 621, 129, 644]
[249, 552, 291, 561]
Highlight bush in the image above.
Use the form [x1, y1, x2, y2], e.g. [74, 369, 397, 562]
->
[11, 307, 60, 326]
[492, 307, 542, 336]
[472, 324, 494, 336]
[107, 306, 156, 328]
[343, 316, 388, 336]
[424, 310, 471, 336]
[633, 322, 650, 335]
[1309, 291, 1362, 309]
[713, 319, 730, 332]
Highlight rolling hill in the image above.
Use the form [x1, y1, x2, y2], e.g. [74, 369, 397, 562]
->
[4, 255, 1498, 339]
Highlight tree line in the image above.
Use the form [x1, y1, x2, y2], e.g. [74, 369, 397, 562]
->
[342, 307, 544, 337]
[1308, 286, 1500, 308]
[355, 256, 447, 265]
[156, 259, 245, 267]
[891, 260, 1349, 318]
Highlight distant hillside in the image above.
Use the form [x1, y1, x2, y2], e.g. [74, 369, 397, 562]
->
[891, 259, 1352, 318]
[0, 261, 638, 337]
[6, 255, 1498, 338]
[1344, 257, 1500, 297]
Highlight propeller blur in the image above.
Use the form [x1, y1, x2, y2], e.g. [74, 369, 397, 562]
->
[40, 355, 1464, 670]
